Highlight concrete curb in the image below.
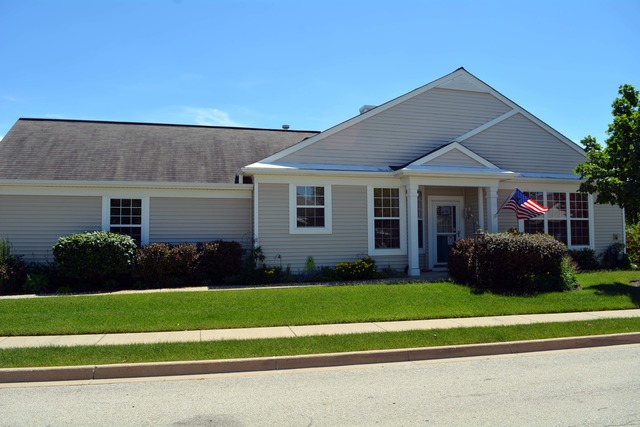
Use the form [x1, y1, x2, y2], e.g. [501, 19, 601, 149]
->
[2, 332, 640, 384]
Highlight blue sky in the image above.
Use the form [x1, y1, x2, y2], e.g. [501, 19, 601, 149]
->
[1, 0, 638, 145]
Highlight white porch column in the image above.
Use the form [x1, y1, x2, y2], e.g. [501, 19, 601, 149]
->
[406, 183, 420, 276]
[477, 187, 485, 232]
[486, 187, 499, 233]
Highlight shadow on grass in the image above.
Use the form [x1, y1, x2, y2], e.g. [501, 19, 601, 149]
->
[591, 282, 640, 307]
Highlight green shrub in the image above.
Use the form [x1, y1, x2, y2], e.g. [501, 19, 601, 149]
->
[135, 243, 198, 288]
[52, 231, 137, 290]
[626, 221, 640, 265]
[449, 232, 569, 294]
[226, 265, 293, 286]
[0, 255, 28, 295]
[136, 240, 243, 287]
[0, 237, 11, 263]
[601, 243, 627, 270]
[569, 248, 600, 271]
[196, 240, 243, 283]
[334, 256, 377, 280]
[559, 256, 579, 290]
[0, 238, 28, 294]
[22, 262, 60, 294]
[448, 238, 477, 285]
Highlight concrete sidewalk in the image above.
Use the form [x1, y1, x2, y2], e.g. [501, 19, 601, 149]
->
[2, 309, 640, 349]
[2, 309, 640, 384]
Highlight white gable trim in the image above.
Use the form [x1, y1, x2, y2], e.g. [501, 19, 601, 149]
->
[259, 68, 585, 164]
[448, 73, 585, 156]
[408, 141, 500, 169]
[259, 68, 472, 164]
[452, 110, 519, 143]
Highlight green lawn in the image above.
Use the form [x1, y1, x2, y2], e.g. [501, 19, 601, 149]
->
[0, 270, 638, 336]
[1, 318, 638, 368]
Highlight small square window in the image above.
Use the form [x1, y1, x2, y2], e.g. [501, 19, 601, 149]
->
[290, 185, 332, 234]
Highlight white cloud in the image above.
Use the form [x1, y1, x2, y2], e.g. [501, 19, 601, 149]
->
[184, 107, 243, 127]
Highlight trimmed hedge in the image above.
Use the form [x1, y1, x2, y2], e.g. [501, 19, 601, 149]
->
[0, 256, 28, 295]
[449, 232, 574, 293]
[136, 240, 243, 288]
[52, 231, 137, 290]
[626, 221, 640, 265]
[196, 241, 243, 282]
[135, 243, 198, 288]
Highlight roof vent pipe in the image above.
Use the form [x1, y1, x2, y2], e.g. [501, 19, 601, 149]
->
[359, 105, 377, 114]
[282, 124, 290, 130]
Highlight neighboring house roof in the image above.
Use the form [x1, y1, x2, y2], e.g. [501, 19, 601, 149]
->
[0, 118, 318, 184]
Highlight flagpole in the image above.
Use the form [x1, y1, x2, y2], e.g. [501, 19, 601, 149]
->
[494, 188, 516, 217]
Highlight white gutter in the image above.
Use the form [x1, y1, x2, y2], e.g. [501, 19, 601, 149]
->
[0, 179, 253, 191]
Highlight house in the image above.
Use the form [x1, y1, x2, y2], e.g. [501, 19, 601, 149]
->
[0, 68, 626, 275]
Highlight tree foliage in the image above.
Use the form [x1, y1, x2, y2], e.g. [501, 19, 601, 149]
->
[575, 84, 640, 222]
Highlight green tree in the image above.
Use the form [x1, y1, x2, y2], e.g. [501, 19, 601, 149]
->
[575, 84, 640, 222]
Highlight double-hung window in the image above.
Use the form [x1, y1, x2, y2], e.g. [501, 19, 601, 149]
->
[289, 185, 332, 234]
[103, 197, 149, 246]
[110, 198, 143, 245]
[522, 191, 592, 248]
[368, 187, 406, 255]
[373, 188, 401, 249]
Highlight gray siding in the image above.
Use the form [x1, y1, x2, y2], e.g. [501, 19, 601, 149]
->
[0, 195, 101, 262]
[149, 197, 251, 245]
[497, 189, 519, 232]
[593, 203, 625, 256]
[426, 150, 486, 168]
[463, 187, 481, 237]
[258, 183, 373, 272]
[280, 88, 511, 166]
[463, 113, 585, 174]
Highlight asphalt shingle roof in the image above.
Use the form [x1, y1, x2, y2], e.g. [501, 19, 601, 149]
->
[0, 119, 318, 184]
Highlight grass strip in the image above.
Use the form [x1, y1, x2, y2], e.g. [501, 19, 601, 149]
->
[0, 271, 638, 336]
[1, 317, 639, 369]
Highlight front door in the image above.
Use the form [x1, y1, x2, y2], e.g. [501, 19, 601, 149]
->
[429, 197, 463, 268]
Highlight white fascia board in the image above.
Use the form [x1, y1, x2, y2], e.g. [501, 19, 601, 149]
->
[242, 162, 394, 176]
[500, 178, 583, 193]
[0, 179, 253, 198]
[408, 141, 500, 169]
[399, 165, 516, 179]
[0, 179, 252, 190]
[452, 110, 519, 144]
[258, 68, 472, 164]
[457, 73, 586, 156]
[517, 172, 582, 180]
[260, 68, 585, 165]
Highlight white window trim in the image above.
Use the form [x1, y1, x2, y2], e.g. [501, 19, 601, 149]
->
[518, 192, 594, 250]
[102, 196, 150, 245]
[288, 184, 332, 235]
[418, 189, 425, 254]
[367, 186, 407, 256]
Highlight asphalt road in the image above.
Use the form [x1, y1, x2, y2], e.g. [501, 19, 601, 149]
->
[2, 344, 639, 426]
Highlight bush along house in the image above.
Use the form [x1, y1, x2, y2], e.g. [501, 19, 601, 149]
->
[0, 68, 626, 275]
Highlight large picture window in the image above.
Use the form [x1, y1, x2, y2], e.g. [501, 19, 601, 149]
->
[522, 192, 591, 247]
[289, 184, 332, 234]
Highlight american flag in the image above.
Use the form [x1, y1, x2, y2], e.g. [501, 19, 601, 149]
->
[502, 189, 548, 219]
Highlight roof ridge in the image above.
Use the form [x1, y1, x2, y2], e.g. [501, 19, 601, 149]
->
[17, 118, 320, 134]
